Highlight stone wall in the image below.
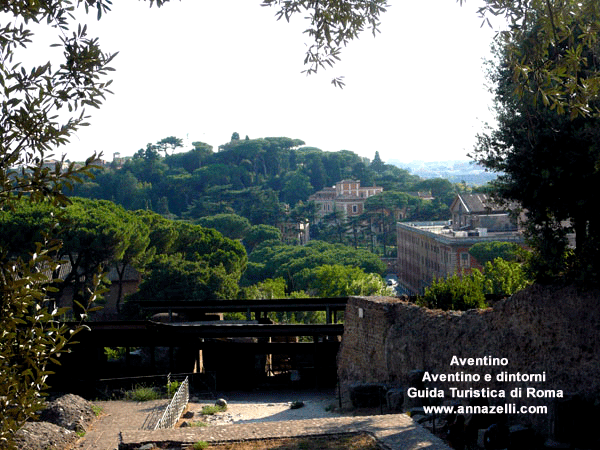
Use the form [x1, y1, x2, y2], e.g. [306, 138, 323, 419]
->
[337, 284, 600, 437]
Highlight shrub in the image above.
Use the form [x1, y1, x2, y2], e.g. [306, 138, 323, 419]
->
[91, 405, 103, 417]
[104, 347, 127, 361]
[483, 258, 532, 296]
[418, 271, 487, 311]
[193, 441, 209, 449]
[124, 386, 161, 402]
[201, 405, 227, 415]
[167, 380, 181, 397]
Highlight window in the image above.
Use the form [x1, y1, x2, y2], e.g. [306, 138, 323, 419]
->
[352, 205, 358, 213]
[460, 252, 470, 268]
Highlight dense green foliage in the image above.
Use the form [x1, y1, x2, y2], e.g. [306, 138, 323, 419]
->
[468, 241, 524, 265]
[68, 137, 451, 220]
[0, 198, 140, 314]
[0, 0, 131, 445]
[482, 258, 532, 297]
[0, 199, 247, 309]
[307, 264, 391, 297]
[418, 258, 532, 311]
[244, 240, 386, 292]
[475, 1, 600, 119]
[194, 214, 251, 240]
[473, 14, 600, 285]
[68, 137, 462, 256]
[418, 272, 488, 311]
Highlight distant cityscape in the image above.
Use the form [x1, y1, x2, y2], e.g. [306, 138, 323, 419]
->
[389, 159, 497, 186]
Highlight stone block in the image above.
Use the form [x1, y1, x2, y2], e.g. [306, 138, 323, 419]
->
[385, 388, 404, 411]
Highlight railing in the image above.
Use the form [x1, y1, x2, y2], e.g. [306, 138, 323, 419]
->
[154, 375, 189, 430]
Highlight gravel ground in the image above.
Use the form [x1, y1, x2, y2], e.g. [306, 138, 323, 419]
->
[182, 390, 344, 426]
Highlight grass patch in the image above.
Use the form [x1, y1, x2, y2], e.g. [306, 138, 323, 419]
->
[188, 421, 209, 427]
[200, 404, 227, 415]
[124, 385, 161, 402]
[192, 442, 209, 450]
[91, 404, 103, 417]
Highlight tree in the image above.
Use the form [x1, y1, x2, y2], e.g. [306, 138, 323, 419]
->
[306, 264, 391, 297]
[124, 220, 247, 305]
[468, 241, 524, 265]
[418, 256, 532, 311]
[364, 191, 411, 255]
[322, 209, 346, 243]
[242, 277, 288, 300]
[0, 0, 129, 444]
[264, 1, 600, 113]
[415, 178, 456, 206]
[165, 141, 213, 173]
[244, 240, 386, 290]
[482, 258, 532, 296]
[157, 136, 184, 157]
[244, 224, 282, 252]
[474, 1, 600, 119]
[0, 199, 149, 314]
[56, 199, 132, 313]
[418, 272, 488, 311]
[111, 210, 151, 313]
[195, 214, 252, 240]
[472, 19, 600, 284]
[127, 253, 240, 302]
[281, 170, 314, 207]
[370, 151, 386, 174]
[262, 0, 389, 87]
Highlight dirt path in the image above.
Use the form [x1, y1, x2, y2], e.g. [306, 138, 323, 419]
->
[71, 399, 168, 450]
[72, 391, 451, 450]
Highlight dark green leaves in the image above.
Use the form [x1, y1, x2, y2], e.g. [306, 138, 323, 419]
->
[262, 0, 388, 85]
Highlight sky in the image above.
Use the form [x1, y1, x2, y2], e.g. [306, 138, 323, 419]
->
[32, 0, 500, 164]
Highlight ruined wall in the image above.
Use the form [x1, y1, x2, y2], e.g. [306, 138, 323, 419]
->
[337, 285, 600, 435]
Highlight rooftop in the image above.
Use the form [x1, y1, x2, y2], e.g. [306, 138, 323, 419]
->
[397, 221, 525, 245]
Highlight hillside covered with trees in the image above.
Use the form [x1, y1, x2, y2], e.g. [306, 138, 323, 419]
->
[0, 198, 394, 317]
[67, 135, 469, 254]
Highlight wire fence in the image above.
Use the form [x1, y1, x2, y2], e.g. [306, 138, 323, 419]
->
[154, 375, 189, 430]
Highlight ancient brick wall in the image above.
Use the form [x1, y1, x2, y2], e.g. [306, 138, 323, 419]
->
[337, 285, 600, 436]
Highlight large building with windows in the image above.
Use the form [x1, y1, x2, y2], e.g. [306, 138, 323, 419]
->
[308, 179, 383, 223]
[396, 193, 525, 295]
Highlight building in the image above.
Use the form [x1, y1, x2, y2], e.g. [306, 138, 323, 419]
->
[278, 218, 310, 245]
[308, 180, 383, 223]
[450, 193, 519, 232]
[396, 193, 525, 295]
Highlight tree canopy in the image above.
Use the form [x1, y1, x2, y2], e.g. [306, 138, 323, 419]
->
[475, 0, 600, 119]
[472, 13, 600, 285]
[244, 239, 386, 291]
[0, 0, 135, 444]
[263, 0, 600, 113]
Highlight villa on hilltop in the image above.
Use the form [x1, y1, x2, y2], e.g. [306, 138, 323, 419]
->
[308, 180, 383, 223]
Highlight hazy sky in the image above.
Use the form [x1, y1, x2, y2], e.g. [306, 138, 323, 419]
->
[39, 1, 499, 164]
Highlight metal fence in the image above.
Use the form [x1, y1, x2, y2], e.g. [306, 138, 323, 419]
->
[154, 375, 189, 430]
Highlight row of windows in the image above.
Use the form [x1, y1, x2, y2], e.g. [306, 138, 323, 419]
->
[398, 232, 471, 270]
[317, 202, 362, 213]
